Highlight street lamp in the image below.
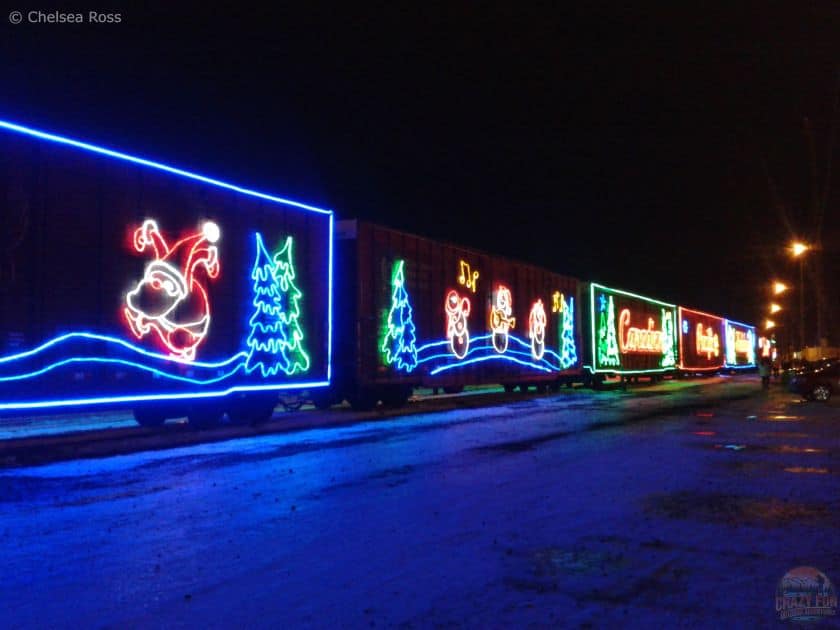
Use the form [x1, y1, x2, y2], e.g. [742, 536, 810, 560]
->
[773, 281, 788, 295]
[770, 303, 782, 314]
[789, 241, 810, 352]
[791, 242, 809, 257]
[765, 319, 776, 330]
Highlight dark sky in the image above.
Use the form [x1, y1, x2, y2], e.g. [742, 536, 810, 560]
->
[2, 2, 838, 327]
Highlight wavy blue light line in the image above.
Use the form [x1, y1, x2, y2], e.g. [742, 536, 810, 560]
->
[430, 354, 555, 375]
[0, 332, 247, 368]
[0, 356, 245, 385]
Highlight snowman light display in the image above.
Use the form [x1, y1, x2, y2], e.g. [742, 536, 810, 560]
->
[123, 219, 221, 361]
[529, 299, 547, 360]
[445, 289, 471, 359]
[490, 284, 516, 353]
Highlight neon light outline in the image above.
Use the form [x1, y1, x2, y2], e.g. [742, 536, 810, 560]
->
[528, 299, 547, 360]
[559, 294, 578, 369]
[445, 290, 471, 359]
[695, 324, 720, 360]
[123, 219, 220, 361]
[245, 232, 312, 377]
[618, 309, 664, 354]
[490, 284, 516, 353]
[0, 120, 333, 410]
[589, 283, 677, 374]
[724, 319, 757, 368]
[0, 120, 331, 215]
[457, 259, 480, 293]
[380, 260, 419, 372]
[677, 307, 725, 371]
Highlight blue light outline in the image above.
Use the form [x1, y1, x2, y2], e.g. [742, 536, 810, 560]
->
[0, 119, 334, 411]
[723, 318, 757, 368]
[0, 381, 330, 411]
[0, 119, 331, 215]
[0, 332, 245, 367]
[430, 354, 554, 375]
[0, 357, 243, 384]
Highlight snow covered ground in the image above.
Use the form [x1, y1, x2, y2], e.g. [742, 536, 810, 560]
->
[1, 379, 837, 627]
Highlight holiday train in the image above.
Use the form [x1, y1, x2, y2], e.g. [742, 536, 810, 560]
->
[0, 120, 756, 425]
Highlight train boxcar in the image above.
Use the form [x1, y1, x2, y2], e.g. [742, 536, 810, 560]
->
[585, 283, 678, 378]
[724, 319, 757, 369]
[327, 220, 583, 409]
[0, 120, 333, 425]
[678, 307, 725, 373]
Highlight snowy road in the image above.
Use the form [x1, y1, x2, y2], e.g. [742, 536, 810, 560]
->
[1, 380, 838, 627]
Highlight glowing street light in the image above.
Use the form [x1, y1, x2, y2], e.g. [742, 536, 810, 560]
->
[765, 319, 776, 330]
[791, 241, 809, 258]
[773, 281, 788, 295]
[788, 241, 810, 350]
[770, 303, 782, 314]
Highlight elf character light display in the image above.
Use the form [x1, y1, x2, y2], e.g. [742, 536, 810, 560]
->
[124, 219, 221, 361]
[0, 118, 332, 413]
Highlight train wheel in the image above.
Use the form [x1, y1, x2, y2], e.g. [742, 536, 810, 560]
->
[349, 387, 379, 411]
[442, 385, 464, 394]
[133, 407, 167, 427]
[381, 385, 412, 408]
[311, 391, 335, 410]
[518, 383, 530, 393]
[503, 384, 516, 393]
[227, 394, 277, 425]
[188, 403, 223, 429]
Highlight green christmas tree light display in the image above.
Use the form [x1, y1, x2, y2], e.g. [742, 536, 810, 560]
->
[597, 294, 620, 367]
[559, 295, 577, 369]
[245, 233, 310, 377]
[380, 259, 418, 372]
[246, 233, 291, 377]
[660, 308, 676, 368]
[273, 236, 310, 375]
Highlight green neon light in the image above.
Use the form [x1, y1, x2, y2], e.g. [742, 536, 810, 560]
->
[589, 283, 678, 374]
[660, 308, 676, 368]
[380, 259, 419, 372]
[597, 294, 621, 367]
[559, 295, 578, 369]
[275, 236, 310, 375]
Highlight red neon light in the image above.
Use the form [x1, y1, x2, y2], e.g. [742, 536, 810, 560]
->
[489, 285, 515, 353]
[445, 289, 471, 359]
[696, 324, 720, 359]
[618, 308, 663, 354]
[678, 307, 725, 370]
[528, 299, 547, 360]
[124, 219, 220, 361]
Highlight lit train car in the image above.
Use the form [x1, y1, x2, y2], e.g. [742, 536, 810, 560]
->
[0, 120, 333, 426]
[677, 307, 725, 374]
[324, 220, 584, 409]
[723, 319, 757, 370]
[584, 283, 679, 381]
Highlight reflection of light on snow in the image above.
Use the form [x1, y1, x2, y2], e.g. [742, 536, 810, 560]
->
[784, 467, 829, 474]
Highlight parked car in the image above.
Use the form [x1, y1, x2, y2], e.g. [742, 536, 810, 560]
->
[788, 360, 839, 402]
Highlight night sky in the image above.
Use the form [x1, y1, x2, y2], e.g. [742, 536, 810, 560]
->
[2, 3, 838, 330]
